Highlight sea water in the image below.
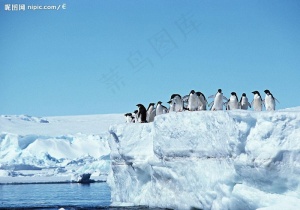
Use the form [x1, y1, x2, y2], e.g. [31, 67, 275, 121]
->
[0, 182, 111, 209]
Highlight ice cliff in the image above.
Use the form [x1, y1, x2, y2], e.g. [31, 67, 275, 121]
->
[108, 108, 300, 210]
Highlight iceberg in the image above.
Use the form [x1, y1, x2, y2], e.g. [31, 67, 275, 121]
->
[108, 109, 300, 209]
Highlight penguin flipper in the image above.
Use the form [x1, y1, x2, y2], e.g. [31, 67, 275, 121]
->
[208, 101, 214, 107]
[223, 96, 228, 101]
[248, 102, 252, 108]
[208, 94, 215, 99]
[275, 98, 280, 104]
[227, 104, 230, 110]
[223, 102, 228, 108]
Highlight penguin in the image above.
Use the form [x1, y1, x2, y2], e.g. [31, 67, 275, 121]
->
[156, 101, 168, 116]
[136, 104, 147, 123]
[187, 90, 200, 111]
[124, 113, 134, 123]
[240, 93, 251, 110]
[182, 94, 189, 110]
[133, 110, 138, 123]
[251, 91, 263, 111]
[196, 91, 207, 111]
[167, 100, 175, 112]
[226, 92, 239, 110]
[170, 94, 184, 112]
[146, 103, 156, 122]
[208, 89, 228, 111]
[264, 90, 279, 111]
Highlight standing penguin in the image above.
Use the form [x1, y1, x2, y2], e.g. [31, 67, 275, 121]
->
[170, 94, 184, 112]
[240, 93, 251, 110]
[167, 100, 175, 112]
[264, 89, 278, 111]
[156, 101, 168, 116]
[146, 103, 156, 122]
[251, 91, 263, 111]
[226, 92, 239, 110]
[187, 90, 200, 111]
[132, 110, 138, 123]
[196, 91, 207, 110]
[209, 89, 228, 111]
[136, 104, 147, 123]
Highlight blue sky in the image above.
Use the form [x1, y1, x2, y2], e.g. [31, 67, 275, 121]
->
[1, 0, 300, 116]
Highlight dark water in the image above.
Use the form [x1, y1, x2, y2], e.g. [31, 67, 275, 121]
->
[0, 182, 111, 209]
[0, 183, 167, 210]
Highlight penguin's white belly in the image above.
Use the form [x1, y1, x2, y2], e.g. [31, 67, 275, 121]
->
[265, 96, 275, 111]
[253, 99, 262, 111]
[188, 95, 199, 111]
[156, 106, 164, 115]
[174, 97, 183, 112]
[240, 98, 249, 110]
[212, 96, 223, 110]
[228, 98, 239, 110]
[198, 96, 206, 110]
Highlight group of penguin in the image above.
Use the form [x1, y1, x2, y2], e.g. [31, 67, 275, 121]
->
[125, 89, 279, 123]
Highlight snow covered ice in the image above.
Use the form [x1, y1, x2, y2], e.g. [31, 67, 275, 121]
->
[0, 114, 124, 183]
[2, 108, 300, 209]
[108, 108, 300, 209]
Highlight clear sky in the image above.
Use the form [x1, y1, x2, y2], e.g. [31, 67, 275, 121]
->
[1, 0, 300, 116]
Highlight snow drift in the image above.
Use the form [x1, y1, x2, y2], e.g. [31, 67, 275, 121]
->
[108, 109, 300, 209]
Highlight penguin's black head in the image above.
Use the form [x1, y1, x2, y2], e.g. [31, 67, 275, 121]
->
[133, 110, 138, 114]
[157, 101, 162, 104]
[242, 93, 246, 97]
[231, 92, 236, 96]
[264, 89, 270, 94]
[124, 113, 128, 116]
[127, 113, 132, 116]
[147, 103, 155, 110]
[170, 94, 181, 99]
[167, 100, 172, 104]
[218, 89, 222, 93]
[136, 104, 142, 107]
[190, 90, 195, 94]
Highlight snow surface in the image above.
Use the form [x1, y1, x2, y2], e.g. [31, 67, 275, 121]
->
[108, 108, 300, 210]
[0, 114, 124, 183]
